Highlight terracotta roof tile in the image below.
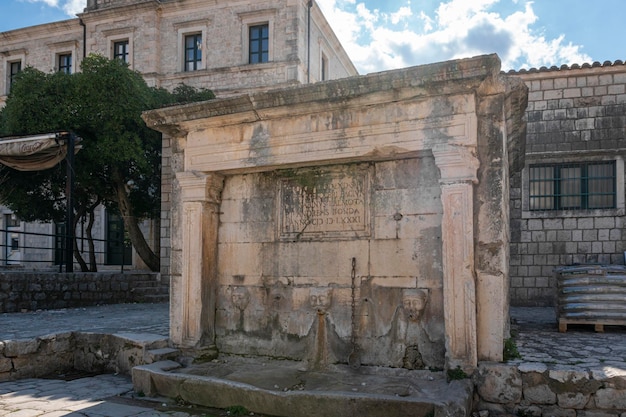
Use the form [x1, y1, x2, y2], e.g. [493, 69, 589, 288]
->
[505, 59, 626, 74]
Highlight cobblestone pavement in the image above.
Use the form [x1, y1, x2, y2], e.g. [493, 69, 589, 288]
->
[0, 303, 262, 416]
[509, 306, 626, 376]
[0, 373, 247, 416]
[1, 304, 625, 416]
[0, 302, 169, 340]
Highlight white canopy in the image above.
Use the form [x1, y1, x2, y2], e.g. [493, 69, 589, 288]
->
[0, 132, 80, 171]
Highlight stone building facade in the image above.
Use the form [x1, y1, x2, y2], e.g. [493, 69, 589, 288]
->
[509, 61, 626, 306]
[0, 0, 356, 270]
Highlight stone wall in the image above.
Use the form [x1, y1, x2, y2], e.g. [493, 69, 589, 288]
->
[475, 363, 626, 415]
[0, 272, 167, 313]
[0, 331, 171, 381]
[510, 62, 626, 306]
[214, 160, 446, 369]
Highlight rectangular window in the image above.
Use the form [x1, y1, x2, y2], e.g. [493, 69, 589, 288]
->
[8, 61, 21, 92]
[529, 161, 616, 211]
[184, 34, 202, 71]
[113, 40, 129, 63]
[58, 53, 72, 74]
[249, 24, 269, 64]
[6, 214, 20, 228]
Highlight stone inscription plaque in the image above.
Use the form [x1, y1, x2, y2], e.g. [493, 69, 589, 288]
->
[279, 168, 370, 240]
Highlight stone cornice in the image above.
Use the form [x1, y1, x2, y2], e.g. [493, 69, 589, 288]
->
[143, 54, 501, 130]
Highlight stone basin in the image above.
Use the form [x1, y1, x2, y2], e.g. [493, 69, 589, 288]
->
[132, 355, 473, 417]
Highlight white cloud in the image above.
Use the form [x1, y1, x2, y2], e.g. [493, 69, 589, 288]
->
[25, 0, 85, 16]
[25, 0, 59, 6]
[319, 0, 591, 74]
[390, 6, 412, 25]
[62, 0, 87, 15]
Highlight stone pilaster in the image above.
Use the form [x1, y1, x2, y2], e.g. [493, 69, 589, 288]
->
[432, 144, 479, 371]
[173, 171, 224, 348]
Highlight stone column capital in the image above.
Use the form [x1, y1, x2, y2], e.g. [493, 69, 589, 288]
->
[176, 171, 225, 204]
[432, 144, 479, 184]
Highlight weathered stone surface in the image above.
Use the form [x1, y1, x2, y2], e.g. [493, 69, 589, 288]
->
[557, 391, 590, 409]
[577, 411, 622, 417]
[540, 406, 576, 417]
[0, 358, 12, 373]
[475, 363, 522, 403]
[3, 339, 40, 357]
[595, 388, 626, 409]
[548, 369, 589, 384]
[523, 383, 556, 405]
[518, 362, 548, 373]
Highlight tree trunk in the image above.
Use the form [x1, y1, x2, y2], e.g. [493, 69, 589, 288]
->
[85, 200, 99, 272]
[113, 173, 159, 272]
[72, 209, 89, 272]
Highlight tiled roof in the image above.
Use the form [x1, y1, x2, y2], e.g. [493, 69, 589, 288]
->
[505, 60, 625, 74]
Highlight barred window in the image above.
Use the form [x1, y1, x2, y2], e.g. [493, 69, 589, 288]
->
[529, 161, 616, 211]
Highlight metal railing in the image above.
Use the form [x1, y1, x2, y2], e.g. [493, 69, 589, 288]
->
[0, 227, 131, 272]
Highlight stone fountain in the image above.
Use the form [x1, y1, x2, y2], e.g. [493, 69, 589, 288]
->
[135, 54, 527, 417]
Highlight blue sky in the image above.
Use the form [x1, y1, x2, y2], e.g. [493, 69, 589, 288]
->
[0, 0, 623, 74]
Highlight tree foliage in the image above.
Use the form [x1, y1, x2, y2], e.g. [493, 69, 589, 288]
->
[0, 54, 215, 271]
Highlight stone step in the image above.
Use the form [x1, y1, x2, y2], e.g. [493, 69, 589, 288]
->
[139, 294, 170, 303]
[131, 286, 169, 296]
[145, 348, 180, 364]
[131, 280, 159, 287]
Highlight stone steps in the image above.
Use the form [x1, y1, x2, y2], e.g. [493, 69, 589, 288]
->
[130, 280, 169, 303]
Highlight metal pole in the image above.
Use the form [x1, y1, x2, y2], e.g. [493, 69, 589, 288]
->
[307, 0, 312, 83]
[65, 133, 75, 273]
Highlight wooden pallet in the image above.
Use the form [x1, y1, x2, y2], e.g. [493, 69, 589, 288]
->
[558, 318, 626, 333]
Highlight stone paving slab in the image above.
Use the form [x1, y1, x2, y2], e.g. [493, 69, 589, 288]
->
[0, 303, 169, 341]
[510, 306, 626, 371]
[1, 304, 625, 416]
[0, 373, 267, 416]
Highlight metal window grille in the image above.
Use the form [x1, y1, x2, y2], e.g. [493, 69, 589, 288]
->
[58, 53, 72, 74]
[184, 34, 202, 71]
[249, 24, 269, 64]
[113, 40, 129, 63]
[529, 161, 616, 211]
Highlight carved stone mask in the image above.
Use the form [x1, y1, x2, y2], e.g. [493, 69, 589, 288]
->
[402, 289, 428, 321]
[309, 287, 333, 313]
[231, 287, 250, 311]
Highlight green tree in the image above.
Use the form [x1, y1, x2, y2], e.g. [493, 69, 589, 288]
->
[0, 54, 215, 271]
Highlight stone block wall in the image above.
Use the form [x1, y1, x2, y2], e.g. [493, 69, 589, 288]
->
[475, 363, 626, 415]
[0, 331, 169, 381]
[0, 272, 166, 313]
[509, 62, 626, 306]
